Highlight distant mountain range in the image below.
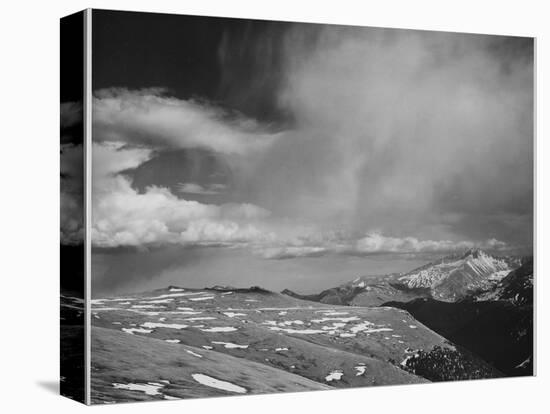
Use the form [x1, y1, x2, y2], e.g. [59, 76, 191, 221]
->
[283, 249, 524, 306]
[396, 249, 520, 301]
[62, 249, 533, 402]
[281, 250, 533, 377]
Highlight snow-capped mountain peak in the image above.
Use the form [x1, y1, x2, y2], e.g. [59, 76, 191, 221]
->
[397, 249, 513, 301]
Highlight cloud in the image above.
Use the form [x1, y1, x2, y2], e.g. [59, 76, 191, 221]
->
[60, 30, 532, 256]
[92, 88, 282, 156]
[255, 232, 510, 260]
[177, 182, 227, 195]
[60, 139, 513, 256]
[352, 232, 509, 255]
[237, 29, 533, 247]
[90, 142, 272, 248]
[60, 93, 277, 248]
[258, 246, 328, 260]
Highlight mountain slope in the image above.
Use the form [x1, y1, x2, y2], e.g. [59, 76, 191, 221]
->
[383, 297, 533, 376]
[396, 249, 516, 301]
[383, 258, 533, 377]
[384, 259, 533, 376]
[283, 275, 427, 307]
[91, 326, 331, 403]
[282, 250, 521, 306]
[498, 257, 534, 306]
[87, 285, 499, 402]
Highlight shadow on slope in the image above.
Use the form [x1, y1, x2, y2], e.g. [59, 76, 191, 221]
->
[383, 298, 533, 376]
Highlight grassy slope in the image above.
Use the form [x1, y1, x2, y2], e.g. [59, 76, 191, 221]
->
[91, 326, 331, 404]
[90, 288, 440, 402]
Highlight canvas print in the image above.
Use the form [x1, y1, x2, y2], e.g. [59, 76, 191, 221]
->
[60, 11, 85, 403]
[60, 9, 534, 405]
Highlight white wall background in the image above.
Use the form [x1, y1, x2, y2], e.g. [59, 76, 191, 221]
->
[0, 0, 547, 412]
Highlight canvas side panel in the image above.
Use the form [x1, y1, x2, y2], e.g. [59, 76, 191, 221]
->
[60, 10, 86, 404]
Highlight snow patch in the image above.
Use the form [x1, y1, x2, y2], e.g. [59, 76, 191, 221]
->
[141, 322, 188, 330]
[131, 304, 163, 309]
[112, 382, 164, 396]
[189, 296, 215, 301]
[312, 317, 359, 323]
[122, 328, 152, 335]
[355, 366, 366, 376]
[223, 312, 247, 318]
[325, 371, 344, 382]
[185, 349, 203, 358]
[139, 299, 173, 304]
[184, 317, 217, 321]
[268, 327, 325, 334]
[191, 374, 247, 394]
[212, 341, 249, 349]
[349, 322, 393, 334]
[201, 327, 237, 332]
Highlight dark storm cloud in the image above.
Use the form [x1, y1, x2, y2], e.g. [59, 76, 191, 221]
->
[83, 13, 533, 261]
[234, 27, 533, 252]
[92, 10, 294, 123]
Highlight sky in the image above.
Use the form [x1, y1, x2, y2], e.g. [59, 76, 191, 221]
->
[60, 10, 534, 295]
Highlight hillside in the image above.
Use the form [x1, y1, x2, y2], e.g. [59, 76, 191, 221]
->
[86, 285, 497, 403]
[383, 258, 534, 376]
[282, 274, 428, 307]
[395, 249, 518, 301]
[283, 249, 522, 306]
[279, 251, 532, 378]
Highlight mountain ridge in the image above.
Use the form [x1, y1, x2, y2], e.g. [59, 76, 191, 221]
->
[281, 249, 522, 306]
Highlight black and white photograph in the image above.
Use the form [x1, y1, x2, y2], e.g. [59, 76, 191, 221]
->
[57, 8, 536, 404]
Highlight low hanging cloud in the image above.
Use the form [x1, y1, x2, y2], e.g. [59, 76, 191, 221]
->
[352, 232, 508, 255]
[256, 232, 509, 260]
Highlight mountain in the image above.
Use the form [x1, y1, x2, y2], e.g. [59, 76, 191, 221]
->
[395, 249, 518, 302]
[283, 274, 427, 307]
[85, 285, 498, 403]
[384, 257, 533, 376]
[498, 257, 534, 306]
[282, 249, 521, 306]
[279, 250, 531, 378]
[383, 297, 533, 376]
